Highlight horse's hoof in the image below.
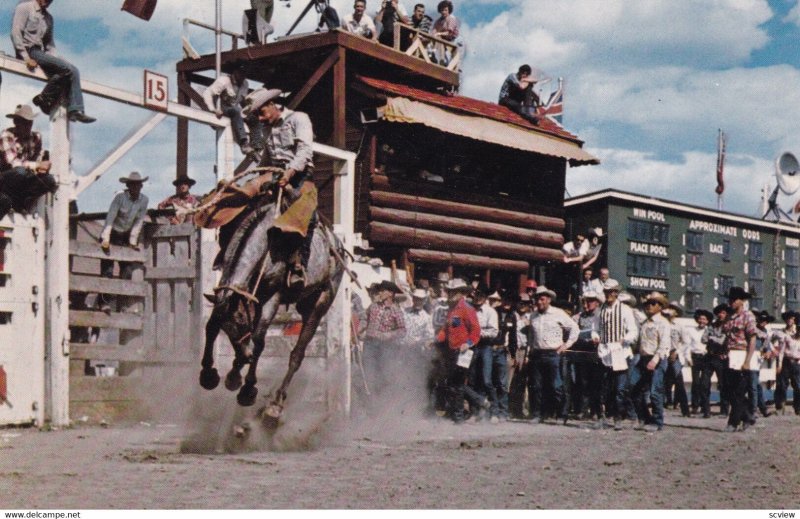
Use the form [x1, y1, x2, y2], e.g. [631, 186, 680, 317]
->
[224, 371, 243, 391]
[261, 403, 283, 429]
[199, 368, 220, 390]
[236, 385, 258, 406]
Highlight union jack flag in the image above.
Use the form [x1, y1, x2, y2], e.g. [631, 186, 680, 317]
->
[537, 78, 564, 126]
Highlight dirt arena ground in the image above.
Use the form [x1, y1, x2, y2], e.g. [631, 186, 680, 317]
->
[2, 400, 799, 510]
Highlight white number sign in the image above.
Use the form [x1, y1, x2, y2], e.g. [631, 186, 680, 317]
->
[143, 70, 168, 111]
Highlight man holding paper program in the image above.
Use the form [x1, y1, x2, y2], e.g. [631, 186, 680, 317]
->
[722, 286, 758, 432]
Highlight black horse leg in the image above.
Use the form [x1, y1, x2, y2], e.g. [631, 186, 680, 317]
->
[199, 307, 223, 390]
[237, 292, 282, 406]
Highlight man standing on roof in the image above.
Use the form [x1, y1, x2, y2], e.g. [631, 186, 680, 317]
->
[11, 0, 95, 123]
[499, 64, 541, 125]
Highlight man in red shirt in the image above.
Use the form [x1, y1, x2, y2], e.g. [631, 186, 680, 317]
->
[436, 278, 486, 423]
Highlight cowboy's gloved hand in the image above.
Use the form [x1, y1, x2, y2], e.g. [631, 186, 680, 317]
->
[101, 241, 110, 252]
[130, 242, 140, 251]
[25, 58, 38, 71]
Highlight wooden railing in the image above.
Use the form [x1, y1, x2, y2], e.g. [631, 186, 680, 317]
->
[392, 22, 462, 71]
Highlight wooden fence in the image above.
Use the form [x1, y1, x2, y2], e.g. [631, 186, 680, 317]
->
[68, 216, 204, 422]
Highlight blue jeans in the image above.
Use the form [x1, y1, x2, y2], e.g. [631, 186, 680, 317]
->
[490, 348, 509, 418]
[529, 351, 564, 419]
[28, 47, 84, 113]
[746, 369, 767, 416]
[629, 355, 668, 427]
[605, 357, 635, 420]
[469, 345, 492, 409]
[787, 360, 800, 413]
[665, 357, 689, 415]
[222, 105, 262, 146]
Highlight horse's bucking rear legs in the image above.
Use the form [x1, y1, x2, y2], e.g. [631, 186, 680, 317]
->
[262, 284, 335, 428]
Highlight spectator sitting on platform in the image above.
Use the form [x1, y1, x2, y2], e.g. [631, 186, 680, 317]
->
[376, 0, 410, 47]
[202, 61, 260, 155]
[12, 0, 95, 123]
[499, 64, 542, 125]
[157, 176, 199, 225]
[343, 0, 377, 40]
[0, 104, 57, 220]
[430, 1, 460, 65]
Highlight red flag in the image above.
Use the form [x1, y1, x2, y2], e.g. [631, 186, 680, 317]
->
[122, 0, 158, 21]
[715, 130, 726, 195]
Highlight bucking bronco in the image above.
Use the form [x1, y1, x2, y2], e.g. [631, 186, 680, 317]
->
[194, 171, 344, 428]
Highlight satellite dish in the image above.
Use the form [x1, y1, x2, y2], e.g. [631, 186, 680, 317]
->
[776, 152, 800, 195]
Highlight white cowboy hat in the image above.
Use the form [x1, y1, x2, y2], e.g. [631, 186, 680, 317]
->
[488, 291, 503, 301]
[119, 171, 148, 183]
[581, 290, 601, 301]
[534, 286, 557, 299]
[411, 288, 428, 299]
[242, 88, 283, 116]
[6, 104, 36, 121]
[445, 278, 470, 292]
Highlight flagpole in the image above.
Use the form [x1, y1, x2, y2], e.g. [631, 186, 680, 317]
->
[215, 0, 222, 78]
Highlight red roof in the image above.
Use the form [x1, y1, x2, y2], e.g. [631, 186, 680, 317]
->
[358, 75, 582, 143]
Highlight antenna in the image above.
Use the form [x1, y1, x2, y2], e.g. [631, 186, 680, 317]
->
[762, 152, 800, 221]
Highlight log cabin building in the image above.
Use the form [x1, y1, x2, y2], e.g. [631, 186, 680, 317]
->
[176, 28, 599, 292]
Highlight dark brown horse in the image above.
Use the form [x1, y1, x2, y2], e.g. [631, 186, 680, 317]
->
[198, 191, 344, 427]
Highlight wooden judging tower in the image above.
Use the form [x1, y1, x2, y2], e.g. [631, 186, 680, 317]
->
[176, 27, 599, 289]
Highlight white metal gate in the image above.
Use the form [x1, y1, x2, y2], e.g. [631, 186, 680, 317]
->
[0, 215, 46, 426]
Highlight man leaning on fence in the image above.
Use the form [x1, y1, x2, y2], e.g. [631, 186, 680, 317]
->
[100, 172, 148, 280]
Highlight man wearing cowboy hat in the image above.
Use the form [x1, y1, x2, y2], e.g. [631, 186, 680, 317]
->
[749, 310, 774, 418]
[628, 291, 671, 432]
[12, 0, 95, 123]
[773, 310, 797, 413]
[362, 280, 406, 400]
[99, 172, 149, 279]
[243, 87, 316, 289]
[435, 278, 486, 423]
[527, 285, 579, 423]
[774, 311, 800, 417]
[685, 308, 713, 417]
[202, 61, 259, 155]
[705, 303, 731, 416]
[597, 282, 638, 429]
[0, 104, 55, 220]
[404, 287, 434, 352]
[721, 286, 758, 432]
[508, 292, 532, 419]
[662, 301, 690, 417]
[158, 176, 199, 225]
[571, 290, 603, 421]
[470, 286, 500, 422]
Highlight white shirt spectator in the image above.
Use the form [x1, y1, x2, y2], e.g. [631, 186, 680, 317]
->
[343, 12, 377, 38]
[685, 325, 708, 356]
[404, 307, 434, 349]
[475, 301, 499, 344]
[202, 74, 249, 112]
[530, 307, 579, 351]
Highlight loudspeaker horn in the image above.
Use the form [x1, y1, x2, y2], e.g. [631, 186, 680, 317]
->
[776, 152, 800, 195]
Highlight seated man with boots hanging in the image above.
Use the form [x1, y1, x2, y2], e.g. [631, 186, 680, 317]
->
[0, 104, 57, 220]
[251, 88, 317, 289]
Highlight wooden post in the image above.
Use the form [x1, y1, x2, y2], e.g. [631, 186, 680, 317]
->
[332, 47, 346, 149]
[44, 109, 71, 426]
[176, 73, 190, 181]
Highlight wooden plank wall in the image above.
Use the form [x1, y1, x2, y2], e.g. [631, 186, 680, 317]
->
[68, 219, 203, 423]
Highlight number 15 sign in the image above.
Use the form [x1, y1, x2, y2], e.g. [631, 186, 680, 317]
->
[143, 70, 168, 111]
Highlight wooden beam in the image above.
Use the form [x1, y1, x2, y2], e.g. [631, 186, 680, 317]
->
[287, 49, 341, 111]
[178, 78, 208, 110]
[144, 267, 196, 280]
[369, 206, 564, 248]
[332, 46, 347, 149]
[70, 310, 143, 331]
[369, 222, 563, 262]
[176, 74, 189, 180]
[149, 223, 196, 238]
[370, 191, 566, 233]
[69, 343, 146, 362]
[69, 275, 148, 297]
[407, 249, 529, 273]
[69, 241, 146, 263]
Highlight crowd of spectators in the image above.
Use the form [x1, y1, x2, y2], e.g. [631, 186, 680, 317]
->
[352, 235, 800, 432]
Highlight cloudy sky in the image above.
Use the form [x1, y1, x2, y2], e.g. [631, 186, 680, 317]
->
[1, 0, 799, 215]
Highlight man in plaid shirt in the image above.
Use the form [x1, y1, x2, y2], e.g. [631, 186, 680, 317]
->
[722, 286, 758, 432]
[362, 281, 407, 400]
[0, 104, 56, 220]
